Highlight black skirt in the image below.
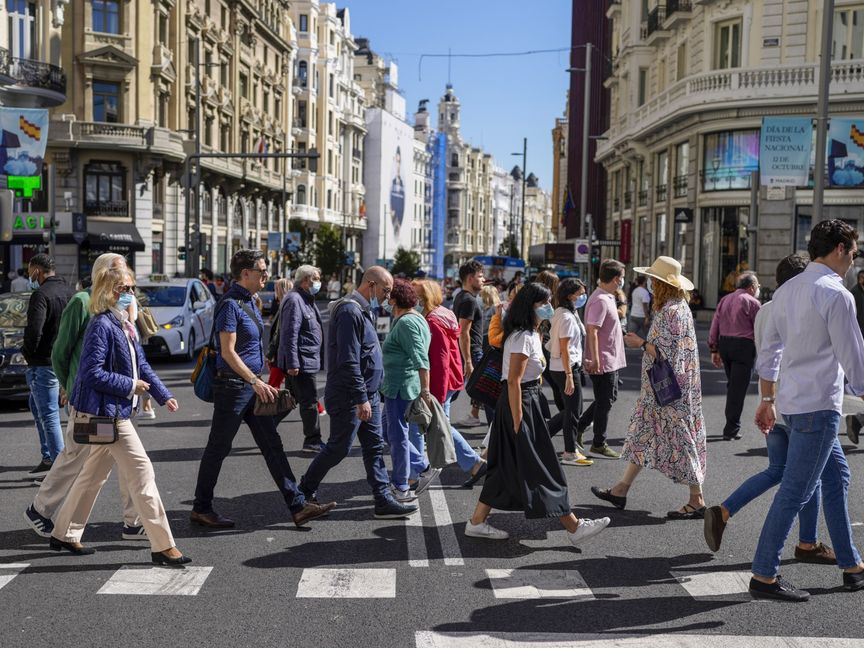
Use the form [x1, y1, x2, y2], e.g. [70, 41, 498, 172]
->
[479, 380, 571, 519]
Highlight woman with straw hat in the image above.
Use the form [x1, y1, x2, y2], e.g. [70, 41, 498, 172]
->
[591, 256, 707, 519]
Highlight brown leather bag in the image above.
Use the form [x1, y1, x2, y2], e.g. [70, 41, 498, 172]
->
[252, 389, 297, 417]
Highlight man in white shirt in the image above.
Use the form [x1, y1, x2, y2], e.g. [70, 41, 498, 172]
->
[628, 276, 651, 337]
[752, 219, 864, 602]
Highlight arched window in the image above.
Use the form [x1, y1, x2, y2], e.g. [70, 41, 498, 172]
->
[296, 184, 306, 205]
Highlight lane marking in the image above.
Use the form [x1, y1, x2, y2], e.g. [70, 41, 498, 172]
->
[673, 570, 751, 599]
[98, 566, 213, 596]
[485, 569, 593, 600]
[296, 568, 396, 598]
[0, 563, 29, 591]
[429, 485, 465, 566]
[416, 633, 864, 647]
[406, 500, 430, 568]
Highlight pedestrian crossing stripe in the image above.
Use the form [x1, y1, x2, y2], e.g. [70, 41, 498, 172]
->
[672, 570, 751, 599]
[97, 566, 213, 596]
[415, 633, 864, 647]
[0, 564, 28, 591]
[296, 568, 396, 598]
[486, 569, 594, 600]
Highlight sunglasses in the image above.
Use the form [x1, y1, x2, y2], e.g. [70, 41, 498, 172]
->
[115, 285, 136, 294]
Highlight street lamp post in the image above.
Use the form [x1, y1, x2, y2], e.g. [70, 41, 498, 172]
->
[813, 0, 835, 222]
[511, 137, 527, 258]
[567, 42, 593, 239]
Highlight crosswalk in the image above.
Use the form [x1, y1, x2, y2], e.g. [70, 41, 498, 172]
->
[415, 633, 864, 648]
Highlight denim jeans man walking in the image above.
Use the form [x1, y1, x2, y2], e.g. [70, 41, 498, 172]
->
[22, 253, 74, 474]
[751, 220, 864, 601]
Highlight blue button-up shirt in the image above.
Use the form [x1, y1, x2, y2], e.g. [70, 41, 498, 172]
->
[215, 284, 265, 375]
[756, 262, 864, 415]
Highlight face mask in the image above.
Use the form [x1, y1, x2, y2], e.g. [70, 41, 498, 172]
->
[573, 294, 588, 309]
[382, 300, 394, 314]
[117, 292, 134, 309]
[310, 281, 322, 295]
[754, 288, 761, 300]
[647, 278, 655, 295]
[618, 277, 625, 290]
[28, 274, 40, 290]
[535, 303, 554, 321]
[414, 304, 425, 314]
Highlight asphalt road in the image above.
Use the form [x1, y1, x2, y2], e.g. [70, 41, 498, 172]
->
[1, 324, 864, 648]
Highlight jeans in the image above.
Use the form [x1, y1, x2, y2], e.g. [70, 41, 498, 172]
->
[752, 411, 861, 578]
[722, 423, 820, 544]
[718, 336, 756, 438]
[548, 366, 583, 453]
[384, 395, 427, 491]
[577, 371, 618, 448]
[471, 351, 495, 424]
[286, 372, 322, 445]
[301, 392, 392, 506]
[26, 366, 64, 462]
[193, 377, 306, 515]
[628, 316, 649, 337]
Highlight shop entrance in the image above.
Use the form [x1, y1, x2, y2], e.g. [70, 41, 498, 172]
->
[700, 206, 751, 309]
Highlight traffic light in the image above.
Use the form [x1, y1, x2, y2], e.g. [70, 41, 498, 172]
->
[178, 246, 186, 260]
[590, 244, 601, 265]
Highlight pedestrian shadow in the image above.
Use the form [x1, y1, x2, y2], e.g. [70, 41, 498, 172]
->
[144, 419, 213, 429]
[733, 446, 769, 458]
[570, 504, 668, 527]
[0, 477, 40, 490]
[146, 446, 260, 463]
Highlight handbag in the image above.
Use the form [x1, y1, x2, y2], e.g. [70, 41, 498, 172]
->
[252, 388, 297, 417]
[465, 345, 504, 409]
[647, 349, 682, 406]
[136, 305, 159, 340]
[72, 328, 121, 444]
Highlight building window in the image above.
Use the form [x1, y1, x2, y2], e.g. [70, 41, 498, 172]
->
[327, 189, 332, 209]
[329, 73, 334, 97]
[93, 81, 121, 122]
[833, 7, 864, 60]
[263, 89, 269, 112]
[84, 161, 126, 215]
[239, 71, 249, 98]
[157, 92, 168, 127]
[92, 0, 120, 34]
[220, 60, 228, 87]
[204, 117, 213, 146]
[240, 129, 249, 153]
[451, 153, 459, 167]
[656, 151, 668, 202]
[296, 184, 306, 205]
[702, 130, 759, 191]
[6, 0, 37, 59]
[714, 18, 742, 70]
[299, 14, 308, 32]
[298, 61, 308, 87]
[674, 142, 689, 198]
[298, 100, 307, 127]
[676, 43, 687, 81]
[637, 68, 647, 107]
[220, 123, 230, 152]
[157, 12, 168, 46]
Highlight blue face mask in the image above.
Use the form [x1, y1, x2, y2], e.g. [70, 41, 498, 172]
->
[370, 296, 380, 311]
[117, 292, 134, 309]
[414, 303, 424, 314]
[573, 294, 588, 309]
[310, 281, 321, 295]
[535, 303, 554, 321]
[381, 300, 393, 314]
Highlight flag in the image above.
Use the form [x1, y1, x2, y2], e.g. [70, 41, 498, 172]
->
[256, 135, 269, 157]
[19, 116, 41, 141]
[563, 186, 576, 212]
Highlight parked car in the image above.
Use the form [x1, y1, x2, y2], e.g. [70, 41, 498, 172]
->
[0, 291, 32, 399]
[258, 280, 277, 315]
[136, 278, 215, 360]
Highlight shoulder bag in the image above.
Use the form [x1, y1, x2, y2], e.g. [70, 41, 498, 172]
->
[73, 326, 121, 444]
[136, 304, 159, 340]
[647, 348, 682, 407]
[465, 345, 504, 409]
[191, 299, 232, 402]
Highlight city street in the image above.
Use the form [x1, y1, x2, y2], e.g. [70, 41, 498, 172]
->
[2, 325, 864, 648]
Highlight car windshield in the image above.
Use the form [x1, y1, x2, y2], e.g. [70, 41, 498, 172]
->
[137, 286, 186, 307]
[0, 293, 30, 328]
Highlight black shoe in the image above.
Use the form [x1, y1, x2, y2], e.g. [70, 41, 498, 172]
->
[703, 505, 726, 552]
[49, 537, 96, 555]
[591, 486, 627, 510]
[748, 575, 809, 602]
[29, 460, 52, 474]
[412, 467, 442, 496]
[846, 415, 861, 445]
[461, 462, 488, 488]
[373, 498, 418, 519]
[151, 551, 192, 567]
[24, 505, 54, 538]
[723, 433, 743, 441]
[843, 570, 864, 591]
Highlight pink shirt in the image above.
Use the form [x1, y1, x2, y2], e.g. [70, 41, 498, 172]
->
[708, 288, 761, 350]
[584, 290, 626, 373]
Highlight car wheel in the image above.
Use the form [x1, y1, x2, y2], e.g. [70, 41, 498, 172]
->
[185, 329, 196, 361]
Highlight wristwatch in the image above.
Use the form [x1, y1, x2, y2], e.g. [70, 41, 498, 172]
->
[640, 339, 648, 350]
[761, 396, 775, 403]
[248, 375, 258, 385]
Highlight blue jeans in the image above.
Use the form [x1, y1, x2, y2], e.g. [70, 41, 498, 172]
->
[193, 377, 306, 514]
[752, 411, 861, 578]
[409, 390, 482, 476]
[301, 392, 392, 506]
[723, 423, 820, 544]
[384, 395, 428, 491]
[25, 367, 64, 462]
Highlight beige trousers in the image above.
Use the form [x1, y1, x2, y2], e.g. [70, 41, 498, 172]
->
[52, 417, 175, 552]
[33, 409, 139, 526]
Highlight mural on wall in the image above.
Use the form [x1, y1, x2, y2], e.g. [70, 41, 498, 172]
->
[827, 117, 864, 188]
[389, 146, 405, 238]
[0, 108, 49, 178]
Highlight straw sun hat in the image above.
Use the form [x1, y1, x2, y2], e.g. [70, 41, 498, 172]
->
[632, 256, 695, 291]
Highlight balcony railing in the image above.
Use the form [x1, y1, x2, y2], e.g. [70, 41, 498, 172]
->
[0, 51, 67, 107]
[667, 0, 692, 18]
[673, 175, 688, 198]
[613, 197, 621, 212]
[646, 5, 667, 37]
[84, 200, 129, 217]
[638, 189, 648, 207]
[656, 183, 668, 203]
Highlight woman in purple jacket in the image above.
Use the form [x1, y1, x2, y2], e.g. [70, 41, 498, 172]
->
[50, 267, 190, 566]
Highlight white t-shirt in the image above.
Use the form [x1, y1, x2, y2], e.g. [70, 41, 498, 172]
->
[548, 307, 584, 371]
[630, 286, 651, 318]
[502, 330, 545, 383]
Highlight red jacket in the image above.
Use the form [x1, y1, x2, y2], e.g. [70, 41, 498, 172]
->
[426, 306, 464, 403]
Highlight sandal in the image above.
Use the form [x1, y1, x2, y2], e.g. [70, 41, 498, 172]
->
[667, 504, 706, 520]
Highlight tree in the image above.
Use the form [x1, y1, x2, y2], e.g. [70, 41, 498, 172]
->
[498, 235, 520, 258]
[285, 219, 314, 271]
[391, 247, 421, 277]
[312, 223, 345, 278]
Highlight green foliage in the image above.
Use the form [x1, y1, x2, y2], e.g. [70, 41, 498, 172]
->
[312, 223, 345, 278]
[498, 235, 520, 258]
[391, 247, 421, 277]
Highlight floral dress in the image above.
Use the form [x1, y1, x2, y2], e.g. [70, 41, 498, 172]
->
[621, 298, 707, 485]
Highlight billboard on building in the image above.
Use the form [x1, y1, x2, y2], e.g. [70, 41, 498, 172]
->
[759, 117, 812, 187]
[827, 117, 864, 188]
[361, 108, 416, 269]
[0, 108, 49, 178]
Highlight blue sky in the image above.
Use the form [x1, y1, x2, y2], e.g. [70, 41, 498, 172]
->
[345, 0, 572, 190]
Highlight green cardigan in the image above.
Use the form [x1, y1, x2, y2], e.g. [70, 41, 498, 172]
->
[381, 312, 431, 401]
[51, 290, 91, 395]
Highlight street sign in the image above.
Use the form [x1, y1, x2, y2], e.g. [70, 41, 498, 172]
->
[574, 238, 589, 263]
[72, 212, 86, 244]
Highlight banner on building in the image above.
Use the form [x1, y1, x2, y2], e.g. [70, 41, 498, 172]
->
[827, 117, 864, 188]
[0, 108, 49, 178]
[759, 117, 812, 187]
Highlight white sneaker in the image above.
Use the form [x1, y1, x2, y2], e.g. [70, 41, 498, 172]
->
[568, 517, 610, 547]
[390, 486, 418, 503]
[138, 409, 156, 420]
[465, 519, 509, 540]
[454, 415, 484, 428]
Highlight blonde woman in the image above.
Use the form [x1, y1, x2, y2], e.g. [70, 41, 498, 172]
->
[50, 267, 189, 565]
[267, 277, 294, 389]
[591, 256, 707, 519]
[479, 284, 500, 347]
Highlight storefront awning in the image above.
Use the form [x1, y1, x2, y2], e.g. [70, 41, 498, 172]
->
[84, 220, 145, 252]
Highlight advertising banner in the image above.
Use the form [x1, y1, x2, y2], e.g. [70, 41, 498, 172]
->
[0, 108, 49, 178]
[827, 117, 864, 188]
[759, 117, 812, 187]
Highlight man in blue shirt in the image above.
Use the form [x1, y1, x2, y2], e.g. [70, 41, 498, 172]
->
[300, 266, 418, 519]
[191, 249, 335, 529]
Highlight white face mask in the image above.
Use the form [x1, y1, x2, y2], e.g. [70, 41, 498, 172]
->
[647, 278, 655, 295]
[754, 287, 761, 300]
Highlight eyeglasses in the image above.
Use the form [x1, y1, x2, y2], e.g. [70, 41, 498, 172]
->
[248, 268, 270, 277]
[115, 285, 136, 294]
